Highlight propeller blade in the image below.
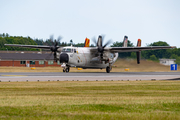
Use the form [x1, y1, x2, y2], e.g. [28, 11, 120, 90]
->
[57, 36, 62, 41]
[54, 40, 58, 46]
[101, 34, 106, 45]
[50, 35, 54, 41]
[57, 36, 62, 46]
[103, 39, 112, 48]
[49, 35, 54, 46]
[54, 52, 57, 59]
[92, 37, 97, 46]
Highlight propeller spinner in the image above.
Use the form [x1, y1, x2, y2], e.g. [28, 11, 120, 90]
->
[49, 35, 62, 62]
[93, 35, 112, 59]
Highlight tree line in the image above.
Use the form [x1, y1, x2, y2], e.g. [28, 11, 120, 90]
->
[0, 33, 180, 64]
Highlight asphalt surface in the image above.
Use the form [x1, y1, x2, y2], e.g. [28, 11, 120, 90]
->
[0, 72, 180, 82]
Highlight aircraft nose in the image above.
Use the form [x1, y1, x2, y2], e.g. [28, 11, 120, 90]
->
[60, 53, 69, 63]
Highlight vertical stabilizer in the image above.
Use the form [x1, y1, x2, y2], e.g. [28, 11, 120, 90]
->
[84, 38, 90, 47]
[137, 39, 141, 47]
[123, 36, 128, 47]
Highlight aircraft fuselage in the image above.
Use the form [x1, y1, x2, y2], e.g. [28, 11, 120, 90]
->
[58, 46, 118, 69]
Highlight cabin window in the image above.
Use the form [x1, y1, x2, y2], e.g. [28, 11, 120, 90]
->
[48, 61, 54, 65]
[62, 48, 66, 52]
[20, 61, 26, 64]
[162, 61, 166, 63]
[30, 61, 35, 65]
[39, 61, 44, 65]
[74, 49, 76, 53]
[67, 48, 71, 52]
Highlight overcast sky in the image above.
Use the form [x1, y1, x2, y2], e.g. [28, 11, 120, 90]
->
[0, 0, 180, 47]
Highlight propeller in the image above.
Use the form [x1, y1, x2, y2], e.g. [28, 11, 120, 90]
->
[49, 35, 62, 62]
[93, 35, 112, 59]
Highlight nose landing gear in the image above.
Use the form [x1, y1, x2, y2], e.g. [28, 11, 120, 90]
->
[63, 67, 70, 73]
[61, 63, 70, 73]
[106, 64, 112, 73]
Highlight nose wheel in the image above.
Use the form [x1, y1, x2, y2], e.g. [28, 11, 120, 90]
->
[63, 67, 70, 73]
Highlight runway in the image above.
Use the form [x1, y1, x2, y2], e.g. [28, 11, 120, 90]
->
[0, 72, 180, 82]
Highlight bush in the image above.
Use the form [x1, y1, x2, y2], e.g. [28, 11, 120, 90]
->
[149, 55, 158, 61]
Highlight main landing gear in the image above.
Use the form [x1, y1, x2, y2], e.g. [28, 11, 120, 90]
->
[106, 64, 112, 73]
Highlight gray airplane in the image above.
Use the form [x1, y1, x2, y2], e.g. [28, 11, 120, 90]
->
[5, 35, 176, 73]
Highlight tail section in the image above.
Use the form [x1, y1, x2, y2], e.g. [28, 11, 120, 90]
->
[137, 39, 141, 47]
[84, 38, 90, 47]
[123, 36, 128, 47]
[136, 39, 142, 64]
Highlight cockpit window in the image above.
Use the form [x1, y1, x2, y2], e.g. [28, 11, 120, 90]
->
[62, 48, 73, 53]
[67, 48, 71, 52]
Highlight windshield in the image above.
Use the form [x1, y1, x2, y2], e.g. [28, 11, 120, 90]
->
[62, 48, 73, 52]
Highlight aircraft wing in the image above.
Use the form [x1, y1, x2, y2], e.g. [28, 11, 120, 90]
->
[4, 44, 56, 49]
[106, 46, 176, 52]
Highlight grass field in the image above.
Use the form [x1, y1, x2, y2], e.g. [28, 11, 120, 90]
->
[0, 59, 179, 72]
[0, 81, 180, 120]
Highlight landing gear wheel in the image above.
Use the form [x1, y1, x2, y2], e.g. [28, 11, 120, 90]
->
[106, 66, 110, 73]
[66, 67, 70, 73]
[63, 69, 65, 72]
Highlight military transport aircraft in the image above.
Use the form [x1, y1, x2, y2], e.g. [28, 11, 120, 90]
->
[5, 35, 176, 73]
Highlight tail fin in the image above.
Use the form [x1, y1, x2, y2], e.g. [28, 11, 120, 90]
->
[84, 38, 90, 47]
[136, 39, 142, 64]
[123, 36, 128, 47]
[137, 39, 141, 47]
